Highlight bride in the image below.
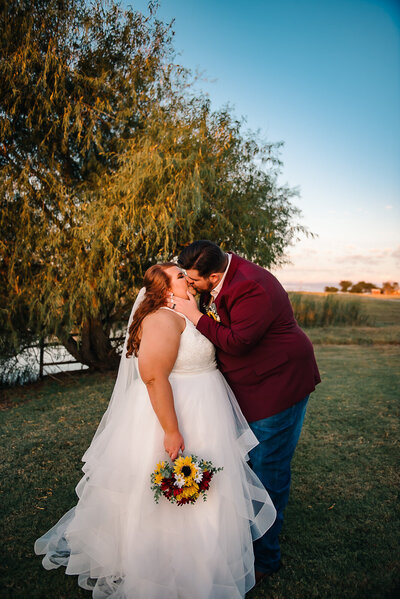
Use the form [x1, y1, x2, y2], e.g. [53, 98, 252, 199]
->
[35, 262, 276, 599]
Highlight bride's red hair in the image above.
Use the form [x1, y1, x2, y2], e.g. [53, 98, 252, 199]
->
[126, 262, 176, 358]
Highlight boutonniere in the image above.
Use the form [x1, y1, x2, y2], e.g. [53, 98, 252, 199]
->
[203, 301, 221, 322]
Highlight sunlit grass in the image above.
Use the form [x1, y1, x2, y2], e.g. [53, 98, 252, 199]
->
[305, 324, 400, 345]
[289, 293, 370, 327]
[293, 294, 400, 346]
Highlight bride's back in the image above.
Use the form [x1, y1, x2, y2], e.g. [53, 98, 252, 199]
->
[141, 307, 216, 376]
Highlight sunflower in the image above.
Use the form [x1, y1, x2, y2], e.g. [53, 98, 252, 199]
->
[173, 455, 198, 483]
[177, 483, 200, 501]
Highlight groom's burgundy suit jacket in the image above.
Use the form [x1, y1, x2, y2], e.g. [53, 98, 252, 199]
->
[196, 253, 321, 422]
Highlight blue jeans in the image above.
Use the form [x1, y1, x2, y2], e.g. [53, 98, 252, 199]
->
[248, 395, 309, 573]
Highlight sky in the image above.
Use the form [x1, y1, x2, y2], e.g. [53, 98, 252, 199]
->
[127, 0, 400, 290]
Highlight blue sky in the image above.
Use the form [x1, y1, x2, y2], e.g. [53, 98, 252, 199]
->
[128, 0, 400, 290]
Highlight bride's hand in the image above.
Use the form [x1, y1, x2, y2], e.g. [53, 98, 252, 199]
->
[164, 430, 185, 461]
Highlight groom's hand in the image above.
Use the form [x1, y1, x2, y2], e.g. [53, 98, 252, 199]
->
[169, 292, 202, 326]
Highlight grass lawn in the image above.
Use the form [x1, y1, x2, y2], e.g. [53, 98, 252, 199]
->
[1, 295, 399, 598]
[248, 345, 400, 599]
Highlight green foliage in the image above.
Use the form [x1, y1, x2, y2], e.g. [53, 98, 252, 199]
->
[339, 281, 381, 294]
[0, 301, 39, 386]
[289, 293, 370, 327]
[382, 281, 399, 294]
[1, 0, 174, 367]
[339, 280, 352, 292]
[349, 281, 379, 293]
[0, 326, 39, 386]
[1, 0, 308, 369]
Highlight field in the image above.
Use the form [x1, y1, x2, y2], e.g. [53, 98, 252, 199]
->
[292, 292, 400, 345]
[0, 295, 399, 598]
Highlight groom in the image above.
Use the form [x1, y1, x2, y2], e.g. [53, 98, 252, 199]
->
[169, 240, 321, 581]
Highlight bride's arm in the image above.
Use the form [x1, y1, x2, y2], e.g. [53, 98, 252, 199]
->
[138, 310, 185, 460]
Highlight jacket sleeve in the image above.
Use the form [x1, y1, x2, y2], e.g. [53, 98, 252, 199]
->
[196, 281, 275, 356]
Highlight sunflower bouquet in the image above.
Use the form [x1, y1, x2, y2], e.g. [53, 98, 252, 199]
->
[151, 454, 223, 506]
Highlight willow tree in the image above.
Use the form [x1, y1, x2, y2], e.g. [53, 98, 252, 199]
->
[1, 0, 307, 372]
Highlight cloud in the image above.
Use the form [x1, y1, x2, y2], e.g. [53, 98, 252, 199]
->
[273, 243, 400, 288]
[385, 204, 393, 210]
[335, 246, 400, 266]
[336, 254, 378, 265]
[392, 246, 400, 264]
[282, 245, 399, 269]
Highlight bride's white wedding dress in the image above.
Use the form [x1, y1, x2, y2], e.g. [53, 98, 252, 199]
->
[35, 307, 276, 599]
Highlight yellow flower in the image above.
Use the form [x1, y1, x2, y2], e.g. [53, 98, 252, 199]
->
[154, 461, 166, 474]
[181, 484, 199, 498]
[173, 455, 197, 483]
[207, 310, 220, 321]
[205, 304, 221, 322]
[176, 484, 199, 502]
[154, 473, 163, 485]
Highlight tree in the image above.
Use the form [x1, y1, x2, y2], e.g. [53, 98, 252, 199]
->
[349, 281, 378, 294]
[1, 0, 175, 369]
[1, 0, 309, 371]
[324, 286, 338, 293]
[382, 281, 399, 294]
[339, 280, 352, 292]
[362, 282, 379, 293]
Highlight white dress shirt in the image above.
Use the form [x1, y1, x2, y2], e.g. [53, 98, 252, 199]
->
[210, 253, 232, 300]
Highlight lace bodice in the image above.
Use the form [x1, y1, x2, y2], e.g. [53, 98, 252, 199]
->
[162, 309, 216, 374]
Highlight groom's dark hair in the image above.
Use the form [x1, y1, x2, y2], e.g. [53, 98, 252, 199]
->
[178, 241, 227, 277]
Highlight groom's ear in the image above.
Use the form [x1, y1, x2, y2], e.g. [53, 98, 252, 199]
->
[209, 273, 221, 285]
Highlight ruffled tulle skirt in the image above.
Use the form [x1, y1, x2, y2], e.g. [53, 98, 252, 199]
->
[34, 367, 276, 598]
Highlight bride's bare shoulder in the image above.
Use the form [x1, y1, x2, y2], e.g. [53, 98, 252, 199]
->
[142, 307, 185, 333]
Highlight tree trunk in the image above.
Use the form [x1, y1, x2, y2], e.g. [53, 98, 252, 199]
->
[62, 317, 121, 371]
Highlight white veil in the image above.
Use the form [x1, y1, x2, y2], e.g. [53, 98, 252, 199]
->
[88, 287, 146, 445]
